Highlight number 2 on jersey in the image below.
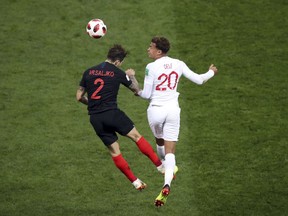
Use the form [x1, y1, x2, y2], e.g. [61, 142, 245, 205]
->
[91, 78, 104, 99]
[156, 71, 179, 91]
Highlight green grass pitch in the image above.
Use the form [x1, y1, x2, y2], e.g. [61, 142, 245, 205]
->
[0, 0, 287, 215]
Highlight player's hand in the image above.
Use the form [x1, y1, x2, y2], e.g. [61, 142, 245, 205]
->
[209, 64, 218, 75]
[126, 69, 135, 76]
[134, 90, 142, 96]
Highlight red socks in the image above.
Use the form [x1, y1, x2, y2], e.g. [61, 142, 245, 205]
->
[112, 137, 162, 183]
[112, 154, 137, 183]
[136, 136, 162, 167]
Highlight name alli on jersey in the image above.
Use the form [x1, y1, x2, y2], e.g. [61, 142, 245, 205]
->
[164, 63, 172, 69]
[89, 69, 114, 77]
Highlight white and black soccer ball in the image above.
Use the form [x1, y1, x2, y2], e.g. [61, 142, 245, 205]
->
[86, 19, 107, 39]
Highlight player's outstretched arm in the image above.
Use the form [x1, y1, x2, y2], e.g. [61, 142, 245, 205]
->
[197, 63, 218, 84]
[76, 86, 88, 105]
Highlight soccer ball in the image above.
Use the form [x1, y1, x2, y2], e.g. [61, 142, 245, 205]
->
[86, 19, 107, 39]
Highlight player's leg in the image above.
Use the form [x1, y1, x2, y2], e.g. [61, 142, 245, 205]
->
[154, 142, 177, 206]
[147, 105, 167, 166]
[126, 127, 162, 168]
[162, 105, 180, 186]
[108, 141, 135, 181]
[163, 141, 176, 186]
[155, 138, 165, 162]
[107, 142, 146, 190]
[113, 108, 162, 168]
[155, 105, 180, 206]
[90, 111, 145, 190]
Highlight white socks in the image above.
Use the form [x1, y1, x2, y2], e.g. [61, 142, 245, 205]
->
[156, 145, 177, 187]
[164, 153, 175, 187]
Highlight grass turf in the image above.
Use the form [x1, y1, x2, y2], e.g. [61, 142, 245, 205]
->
[0, 0, 287, 215]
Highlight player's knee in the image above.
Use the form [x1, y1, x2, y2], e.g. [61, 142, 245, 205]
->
[126, 127, 142, 142]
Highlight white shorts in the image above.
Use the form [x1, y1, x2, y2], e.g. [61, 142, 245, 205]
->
[147, 104, 181, 141]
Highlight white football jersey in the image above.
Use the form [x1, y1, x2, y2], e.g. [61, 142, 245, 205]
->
[139, 56, 214, 105]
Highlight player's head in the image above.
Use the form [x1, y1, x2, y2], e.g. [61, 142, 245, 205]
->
[107, 44, 128, 64]
[148, 36, 170, 60]
[151, 36, 170, 54]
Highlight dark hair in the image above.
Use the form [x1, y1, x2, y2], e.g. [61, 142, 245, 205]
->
[107, 44, 128, 62]
[151, 36, 170, 53]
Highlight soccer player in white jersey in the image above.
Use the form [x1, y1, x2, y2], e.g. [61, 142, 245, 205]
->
[137, 36, 218, 207]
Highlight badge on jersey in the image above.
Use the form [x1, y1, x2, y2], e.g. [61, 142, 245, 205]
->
[145, 68, 149, 76]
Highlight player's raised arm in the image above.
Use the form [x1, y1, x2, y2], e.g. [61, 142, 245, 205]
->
[182, 62, 218, 85]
